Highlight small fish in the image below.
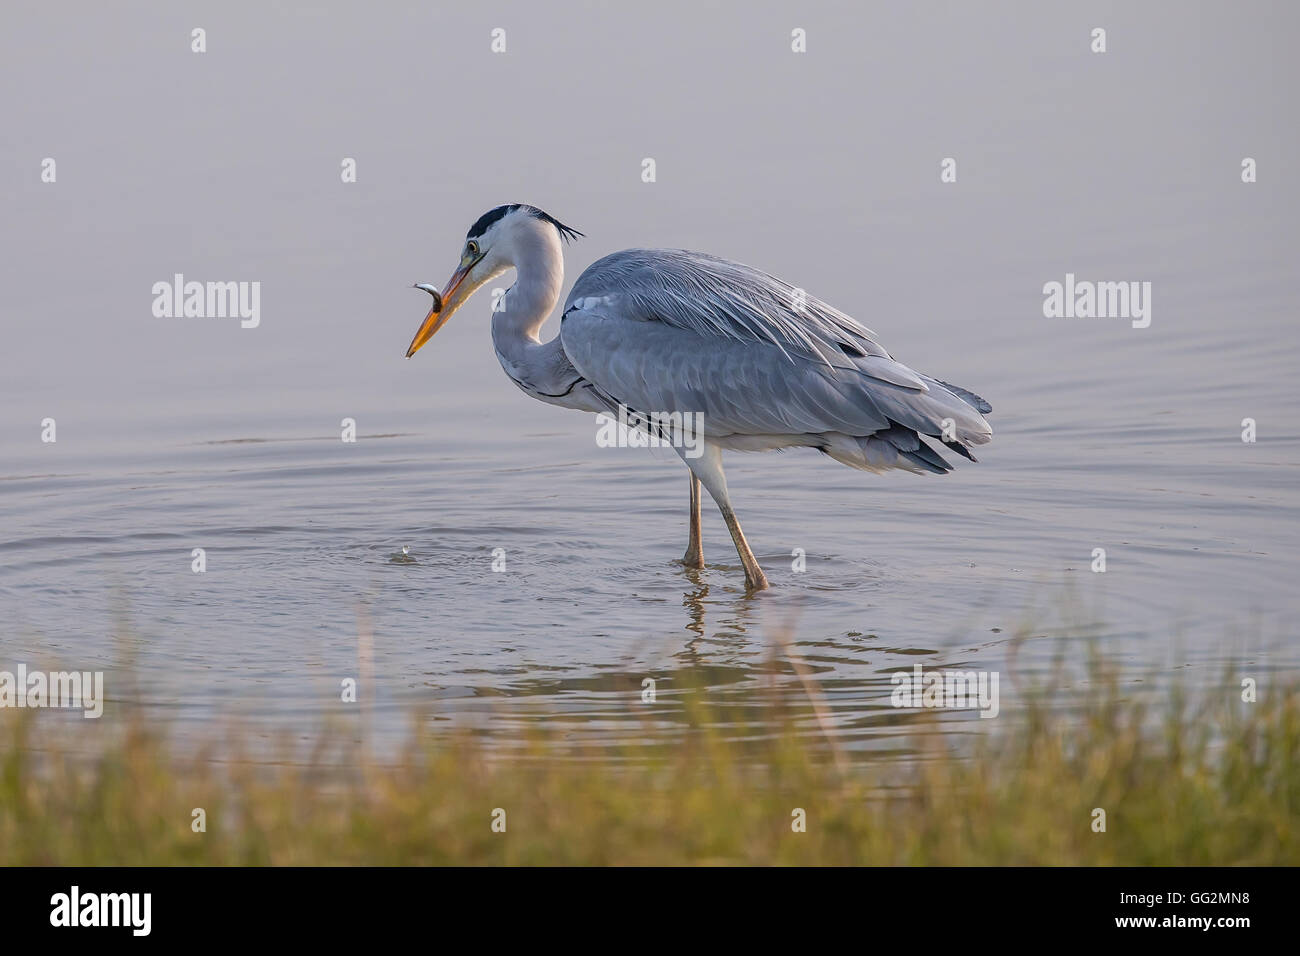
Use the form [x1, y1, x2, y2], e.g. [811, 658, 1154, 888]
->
[413, 283, 443, 313]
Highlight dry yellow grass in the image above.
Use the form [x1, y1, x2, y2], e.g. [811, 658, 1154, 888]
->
[0, 657, 1295, 865]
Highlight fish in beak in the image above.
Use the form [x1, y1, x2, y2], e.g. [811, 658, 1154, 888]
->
[405, 251, 481, 358]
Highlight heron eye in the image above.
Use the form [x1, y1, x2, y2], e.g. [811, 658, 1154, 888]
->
[466, 241, 480, 256]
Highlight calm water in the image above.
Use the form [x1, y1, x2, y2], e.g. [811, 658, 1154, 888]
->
[2, 3, 1297, 754]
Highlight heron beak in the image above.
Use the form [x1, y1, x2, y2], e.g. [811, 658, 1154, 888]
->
[405, 261, 474, 358]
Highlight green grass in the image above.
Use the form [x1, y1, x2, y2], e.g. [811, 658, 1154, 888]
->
[0, 657, 1296, 865]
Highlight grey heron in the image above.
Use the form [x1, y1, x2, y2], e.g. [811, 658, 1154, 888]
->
[405, 204, 992, 591]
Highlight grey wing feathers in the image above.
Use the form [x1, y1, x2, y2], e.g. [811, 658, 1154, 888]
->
[568, 248, 924, 386]
[561, 248, 992, 475]
[929, 378, 993, 415]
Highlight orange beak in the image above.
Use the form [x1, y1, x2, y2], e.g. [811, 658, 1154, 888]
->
[405, 264, 472, 358]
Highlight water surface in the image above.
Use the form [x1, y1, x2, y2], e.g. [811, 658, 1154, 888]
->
[1, 2, 1297, 756]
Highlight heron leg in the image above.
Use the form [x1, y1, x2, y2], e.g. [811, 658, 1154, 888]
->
[720, 503, 769, 592]
[678, 444, 769, 591]
[683, 473, 704, 568]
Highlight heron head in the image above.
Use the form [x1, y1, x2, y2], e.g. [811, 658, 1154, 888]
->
[405, 203, 583, 358]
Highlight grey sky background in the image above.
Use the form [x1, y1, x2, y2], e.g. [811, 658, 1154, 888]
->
[1, 1, 1297, 456]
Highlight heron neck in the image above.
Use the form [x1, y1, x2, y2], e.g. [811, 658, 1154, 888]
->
[491, 244, 564, 367]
